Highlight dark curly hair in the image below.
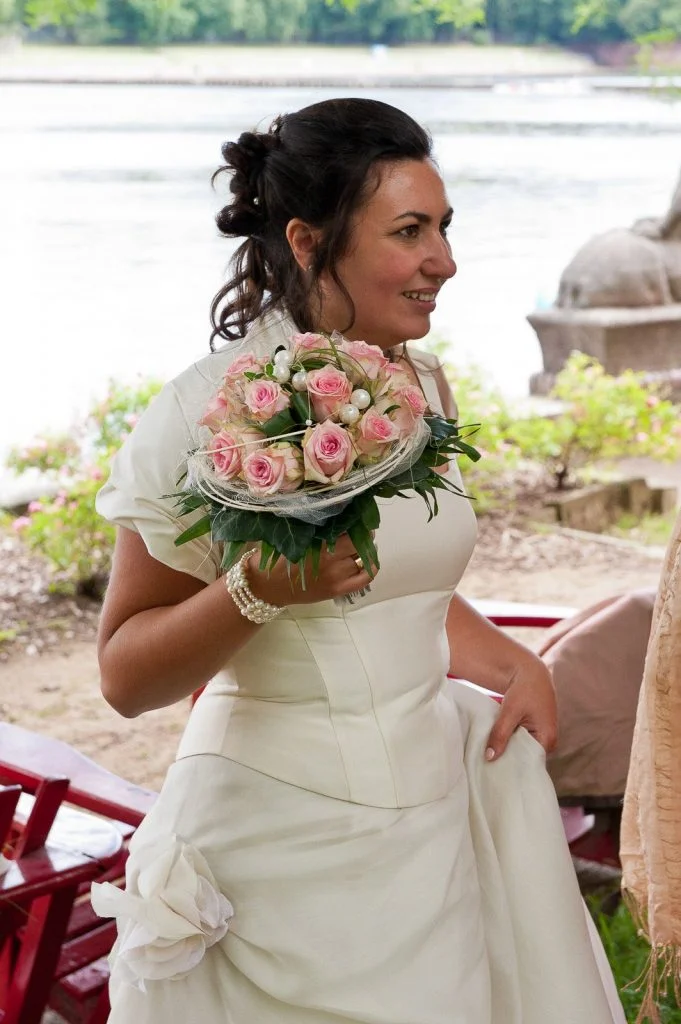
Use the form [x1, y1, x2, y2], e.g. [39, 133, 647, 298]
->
[210, 97, 432, 349]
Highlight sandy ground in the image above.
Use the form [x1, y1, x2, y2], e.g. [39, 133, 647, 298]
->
[0, 518, 664, 792]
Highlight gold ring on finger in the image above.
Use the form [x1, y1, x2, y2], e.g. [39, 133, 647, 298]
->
[354, 556, 363, 571]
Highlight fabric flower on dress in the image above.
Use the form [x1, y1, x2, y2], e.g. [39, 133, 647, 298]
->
[90, 834, 234, 991]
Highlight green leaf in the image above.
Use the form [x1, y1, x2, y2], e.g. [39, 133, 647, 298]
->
[174, 515, 211, 546]
[267, 516, 317, 564]
[308, 538, 323, 579]
[262, 408, 298, 438]
[221, 540, 247, 571]
[358, 492, 381, 531]
[348, 523, 380, 577]
[291, 391, 313, 424]
[259, 540, 275, 572]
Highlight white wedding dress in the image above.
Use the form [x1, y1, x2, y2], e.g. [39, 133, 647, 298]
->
[92, 313, 625, 1023]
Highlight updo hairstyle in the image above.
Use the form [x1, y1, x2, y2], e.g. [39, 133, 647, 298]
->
[210, 97, 432, 347]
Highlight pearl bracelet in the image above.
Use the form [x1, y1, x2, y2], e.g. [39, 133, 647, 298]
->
[225, 551, 283, 625]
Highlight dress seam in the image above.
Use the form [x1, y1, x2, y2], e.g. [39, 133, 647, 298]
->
[289, 618, 353, 801]
[340, 605, 400, 806]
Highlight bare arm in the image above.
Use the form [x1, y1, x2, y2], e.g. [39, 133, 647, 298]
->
[98, 527, 372, 719]
[435, 370, 557, 758]
[446, 593, 557, 759]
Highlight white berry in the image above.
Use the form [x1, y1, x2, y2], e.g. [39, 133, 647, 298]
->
[351, 388, 371, 410]
[339, 403, 360, 426]
[291, 370, 308, 391]
[273, 365, 291, 383]
[274, 349, 293, 369]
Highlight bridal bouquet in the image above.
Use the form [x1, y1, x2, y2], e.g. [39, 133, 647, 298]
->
[172, 332, 479, 580]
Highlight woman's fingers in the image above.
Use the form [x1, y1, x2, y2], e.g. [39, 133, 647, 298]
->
[485, 703, 519, 762]
[485, 674, 557, 762]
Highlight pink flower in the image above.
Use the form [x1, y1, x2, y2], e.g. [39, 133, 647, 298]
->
[339, 338, 389, 382]
[354, 409, 400, 462]
[243, 380, 290, 424]
[635, 431, 649, 444]
[209, 429, 242, 479]
[290, 333, 333, 360]
[28, 501, 42, 513]
[378, 363, 414, 393]
[223, 353, 264, 380]
[242, 443, 304, 497]
[199, 391, 236, 431]
[306, 364, 352, 421]
[12, 516, 30, 531]
[390, 384, 429, 436]
[303, 421, 355, 484]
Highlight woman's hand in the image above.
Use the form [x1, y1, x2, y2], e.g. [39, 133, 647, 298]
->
[248, 534, 375, 607]
[485, 659, 557, 762]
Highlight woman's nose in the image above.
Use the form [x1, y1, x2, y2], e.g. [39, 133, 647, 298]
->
[426, 235, 457, 280]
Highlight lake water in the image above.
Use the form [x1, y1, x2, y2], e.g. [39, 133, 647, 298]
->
[1, 80, 680, 457]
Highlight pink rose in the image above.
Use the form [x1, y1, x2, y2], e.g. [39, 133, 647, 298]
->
[235, 424, 266, 450]
[303, 420, 355, 484]
[199, 390, 240, 431]
[339, 338, 389, 383]
[355, 409, 400, 462]
[377, 363, 413, 394]
[223, 353, 264, 380]
[390, 384, 429, 436]
[290, 332, 333, 360]
[242, 442, 304, 497]
[306, 364, 352, 421]
[209, 429, 242, 480]
[243, 379, 290, 424]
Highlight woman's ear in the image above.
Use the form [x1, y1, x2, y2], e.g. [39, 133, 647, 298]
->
[286, 218, 322, 271]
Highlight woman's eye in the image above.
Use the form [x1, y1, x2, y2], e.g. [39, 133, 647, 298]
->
[398, 224, 420, 239]
[440, 221, 451, 237]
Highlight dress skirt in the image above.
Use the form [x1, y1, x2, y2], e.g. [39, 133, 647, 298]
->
[93, 682, 625, 1024]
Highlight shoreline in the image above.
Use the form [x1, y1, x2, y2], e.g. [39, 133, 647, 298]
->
[3, 41, 676, 91]
[2, 67, 679, 91]
[0, 39, 655, 90]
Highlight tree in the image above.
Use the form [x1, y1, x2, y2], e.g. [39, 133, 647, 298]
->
[21, 0, 98, 27]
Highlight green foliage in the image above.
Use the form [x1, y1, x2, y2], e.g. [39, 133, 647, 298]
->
[595, 901, 681, 1023]
[7, 378, 162, 594]
[609, 508, 677, 547]
[22, 0, 97, 28]
[426, 343, 519, 513]
[12, 0, 681, 43]
[506, 352, 681, 490]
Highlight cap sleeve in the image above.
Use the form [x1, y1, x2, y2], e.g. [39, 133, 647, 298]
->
[96, 381, 220, 584]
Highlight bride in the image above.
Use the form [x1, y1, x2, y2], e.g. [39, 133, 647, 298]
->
[92, 97, 625, 1023]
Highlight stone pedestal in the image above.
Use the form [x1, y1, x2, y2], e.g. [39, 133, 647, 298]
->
[527, 303, 681, 395]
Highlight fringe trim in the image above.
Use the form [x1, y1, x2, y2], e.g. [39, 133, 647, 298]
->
[623, 888, 681, 1024]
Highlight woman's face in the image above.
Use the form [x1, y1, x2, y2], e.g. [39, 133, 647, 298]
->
[319, 158, 457, 351]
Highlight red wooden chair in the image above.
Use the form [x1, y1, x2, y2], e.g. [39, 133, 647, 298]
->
[0, 724, 156, 1024]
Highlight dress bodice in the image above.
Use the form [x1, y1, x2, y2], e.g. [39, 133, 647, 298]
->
[97, 313, 478, 807]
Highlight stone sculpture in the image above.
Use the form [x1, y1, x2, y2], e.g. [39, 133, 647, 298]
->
[557, 170, 681, 309]
[528, 170, 681, 394]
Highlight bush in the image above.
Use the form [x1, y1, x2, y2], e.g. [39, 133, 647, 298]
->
[421, 339, 522, 512]
[507, 352, 681, 490]
[7, 378, 162, 595]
